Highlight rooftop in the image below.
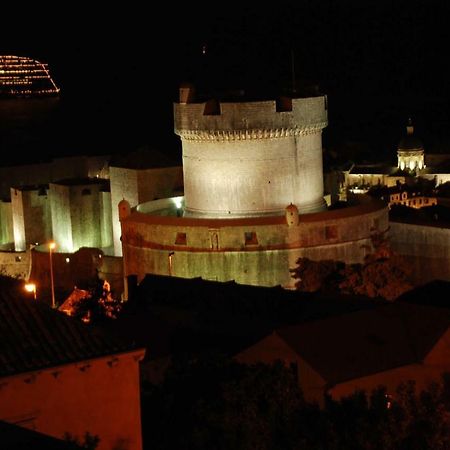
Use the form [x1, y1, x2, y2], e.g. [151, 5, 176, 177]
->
[0, 276, 139, 378]
[0, 420, 81, 450]
[276, 302, 450, 385]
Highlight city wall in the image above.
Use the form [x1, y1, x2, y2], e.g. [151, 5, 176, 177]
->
[389, 220, 450, 285]
[121, 198, 388, 289]
[110, 166, 183, 256]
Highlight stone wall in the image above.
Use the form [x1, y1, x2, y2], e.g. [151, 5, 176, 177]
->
[100, 191, 113, 252]
[182, 131, 325, 217]
[49, 182, 112, 254]
[110, 166, 183, 257]
[175, 97, 327, 217]
[0, 201, 13, 246]
[0, 251, 30, 279]
[11, 187, 51, 252]
[389, 220, 450, 285]
[49, 184, 73, 252]
[0, 248, 122, 301]
[174, 97, 328, 132]
[30, 247, 103, 302]
[121, 197, 388, 290]
[11, 189, 25, 252]
[69, 184, 103, 251]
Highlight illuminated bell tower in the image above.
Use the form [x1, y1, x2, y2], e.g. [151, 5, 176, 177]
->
[174, 87, 328, 218]
[397, 119, 425, 171]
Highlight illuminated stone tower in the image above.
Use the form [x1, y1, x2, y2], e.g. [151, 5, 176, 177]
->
[119, 87, 389, 293]
[174, 88, 328, 217]
[397, 118, 425, 171]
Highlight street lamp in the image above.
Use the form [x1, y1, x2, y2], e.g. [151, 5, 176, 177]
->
[168, 252, 174, 276]
[24, 283, 37, 300]
[49, 241, 56, 308]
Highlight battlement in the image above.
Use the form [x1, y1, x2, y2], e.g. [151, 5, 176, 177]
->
[174, 96, 328, 140]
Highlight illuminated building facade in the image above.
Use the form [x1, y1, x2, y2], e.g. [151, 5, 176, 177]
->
[120, 88, 389, 292]
[346, 119, 450, 193]
[0, 55, 59, 97]
[387, 189, 437, 209]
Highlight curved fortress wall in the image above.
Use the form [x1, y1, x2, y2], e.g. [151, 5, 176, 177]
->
[120, 197, 388, 289]
[174, 97, 328, 217]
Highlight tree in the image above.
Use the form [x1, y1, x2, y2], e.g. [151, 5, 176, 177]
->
[290, 231, 413, 300]
[141, 351, 450, 450]
[141, 353, 305, 450]
[290, 258, 344, 293]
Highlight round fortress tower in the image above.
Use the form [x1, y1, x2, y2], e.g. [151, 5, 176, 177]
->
[174, 88, 328, 217]
[119, 86, 389, 292]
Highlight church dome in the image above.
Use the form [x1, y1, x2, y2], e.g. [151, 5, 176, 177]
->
[398, 135, 423, 150]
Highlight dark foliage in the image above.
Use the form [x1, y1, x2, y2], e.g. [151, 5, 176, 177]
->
[141, 353, 450, 450]
[290, 231, 413, 301]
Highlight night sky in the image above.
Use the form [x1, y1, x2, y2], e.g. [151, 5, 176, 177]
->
[1, 1, 450, 165]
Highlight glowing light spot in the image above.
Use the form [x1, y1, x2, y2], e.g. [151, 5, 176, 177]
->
[24, 283, 37, 299]
[174, 197, 182, 209]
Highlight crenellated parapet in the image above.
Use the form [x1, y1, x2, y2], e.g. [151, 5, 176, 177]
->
[174, 97, 328, 138]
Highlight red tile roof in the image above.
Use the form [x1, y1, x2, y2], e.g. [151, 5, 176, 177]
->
[276, 302, 450, 385]
[0, 277, 138, 377]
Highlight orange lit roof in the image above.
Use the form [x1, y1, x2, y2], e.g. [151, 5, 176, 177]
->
[0, 277, 139, 377]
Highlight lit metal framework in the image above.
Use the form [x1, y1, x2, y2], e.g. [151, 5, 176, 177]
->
[0, 55, 60, 97]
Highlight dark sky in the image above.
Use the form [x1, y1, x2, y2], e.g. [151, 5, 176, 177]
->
[1, 0, 450, 164]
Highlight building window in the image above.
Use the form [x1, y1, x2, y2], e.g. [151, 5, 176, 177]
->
[244, 231, 258, 246]
[175, 232, 187, 245]
[325, 225, 338, 240]
[15, 256, 22, 262]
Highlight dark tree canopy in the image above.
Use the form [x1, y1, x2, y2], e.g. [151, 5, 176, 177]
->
[141, 353, 450, 450]
[290, 232, 413, 301]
